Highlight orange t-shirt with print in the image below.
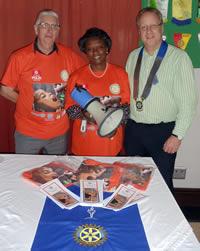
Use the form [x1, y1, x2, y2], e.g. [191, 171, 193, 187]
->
[66, 63, 130, 156]
[1, 43, 84, 139]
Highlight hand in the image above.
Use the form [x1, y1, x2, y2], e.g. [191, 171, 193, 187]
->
[163, 135, 182, 154]
[82, 111, 96, 124]
[100, 96, 121, 107]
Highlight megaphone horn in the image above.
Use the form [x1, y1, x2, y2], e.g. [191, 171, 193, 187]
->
[71, 85, 124, 137]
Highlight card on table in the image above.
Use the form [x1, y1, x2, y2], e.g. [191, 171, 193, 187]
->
[40, 179, 80, 209]
[103, 184, 136, 211]
[80, 179, 104, 206]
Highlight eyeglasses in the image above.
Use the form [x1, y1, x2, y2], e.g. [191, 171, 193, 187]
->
[139, 23, 162, 32]
[38, 22, 60, 30]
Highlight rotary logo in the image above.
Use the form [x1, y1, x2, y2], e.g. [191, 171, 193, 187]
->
[109, 83, 120, 94]
[73, 224, 107, 247]
[60, 70, 69, 81]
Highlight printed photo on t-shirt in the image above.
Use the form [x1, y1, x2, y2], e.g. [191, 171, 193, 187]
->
[32, 83, 66, 112]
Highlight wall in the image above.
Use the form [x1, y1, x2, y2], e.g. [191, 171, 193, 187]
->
[0, 0, 140, 153]
[174, 69, 200, 188]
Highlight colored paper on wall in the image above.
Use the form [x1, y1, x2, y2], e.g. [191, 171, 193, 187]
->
[174, 33, 192, 50]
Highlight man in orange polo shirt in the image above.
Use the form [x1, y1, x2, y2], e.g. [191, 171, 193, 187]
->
[0, 9, 84, 154]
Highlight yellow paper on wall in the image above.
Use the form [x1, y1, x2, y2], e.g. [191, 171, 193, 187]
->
[172, 0, 192, 25]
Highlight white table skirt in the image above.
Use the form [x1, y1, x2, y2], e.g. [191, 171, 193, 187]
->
[0, 154, 199, 251]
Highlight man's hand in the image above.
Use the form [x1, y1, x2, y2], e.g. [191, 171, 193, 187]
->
[163, 135, 182, 154]
[0, 85, 18, 103]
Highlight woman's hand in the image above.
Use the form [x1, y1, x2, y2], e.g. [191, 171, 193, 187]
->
[82, 111, 96, 124]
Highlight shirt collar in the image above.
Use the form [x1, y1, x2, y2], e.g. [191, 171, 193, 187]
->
[34, 37, 58, 55]
[143, 47, 159, 60]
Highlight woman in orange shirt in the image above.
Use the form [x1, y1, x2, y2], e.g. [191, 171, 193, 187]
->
[66, 27, 130, 156]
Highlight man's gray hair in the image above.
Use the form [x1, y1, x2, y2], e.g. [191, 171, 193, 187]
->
[35, 9, 59, 25]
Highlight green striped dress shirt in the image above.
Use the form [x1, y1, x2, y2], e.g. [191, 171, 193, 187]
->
[126, 44, 198, 139]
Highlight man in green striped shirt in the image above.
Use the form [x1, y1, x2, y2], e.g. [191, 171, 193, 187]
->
[125, 7, 198, 191]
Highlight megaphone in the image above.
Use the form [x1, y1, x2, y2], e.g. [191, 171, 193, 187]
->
[71, 85, 124, 137]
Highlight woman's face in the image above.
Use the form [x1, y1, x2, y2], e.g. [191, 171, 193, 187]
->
[85, 37, 108, 67]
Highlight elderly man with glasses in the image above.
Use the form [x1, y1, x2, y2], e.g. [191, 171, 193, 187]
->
[0, 9, 84, 155]
[124, 7, 198, 192]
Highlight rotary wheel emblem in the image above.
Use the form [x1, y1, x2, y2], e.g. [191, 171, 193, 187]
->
[74, 224, 107, 247]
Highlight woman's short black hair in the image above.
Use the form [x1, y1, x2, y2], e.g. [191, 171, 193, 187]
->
[78, 27, 112, 53]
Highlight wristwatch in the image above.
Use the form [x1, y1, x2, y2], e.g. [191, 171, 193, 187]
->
[172, 134, 182, 140]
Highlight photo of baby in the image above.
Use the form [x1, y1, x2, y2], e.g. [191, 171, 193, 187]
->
[107, 194, 127, 209]
[83, 188, 99, 203]
[32, 83, 66, 112]
[53, 191, 77, 206]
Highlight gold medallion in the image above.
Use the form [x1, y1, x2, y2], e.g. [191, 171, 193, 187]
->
[136, 100, 143, 111]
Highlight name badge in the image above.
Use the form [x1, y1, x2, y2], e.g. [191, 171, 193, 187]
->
[80, 119, 87, 132]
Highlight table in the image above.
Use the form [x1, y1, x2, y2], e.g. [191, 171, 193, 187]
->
[0, 154, 199, 251]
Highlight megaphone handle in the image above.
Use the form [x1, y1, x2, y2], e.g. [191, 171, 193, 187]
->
[82, 111, 96, 124]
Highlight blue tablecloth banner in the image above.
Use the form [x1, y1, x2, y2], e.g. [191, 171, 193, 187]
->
[31, 186, 150, 251]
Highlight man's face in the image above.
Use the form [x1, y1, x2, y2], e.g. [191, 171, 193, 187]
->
[138, 12, 163, 51]
[34, 15, 60, 49]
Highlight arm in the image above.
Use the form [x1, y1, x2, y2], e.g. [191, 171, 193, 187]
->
[1, 52, 21, 103]
[0, 84, 18, 103]
[66, 105, 96, 124]
[65, 73, 92, 122]
[163, 53, 198, 153]
[172, 53, 198, 138]
[65, 70, 96, 123]
[66, 104, 82, 119]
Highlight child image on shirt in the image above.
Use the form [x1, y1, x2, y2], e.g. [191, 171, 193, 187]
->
[33, 83, 65, 112]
